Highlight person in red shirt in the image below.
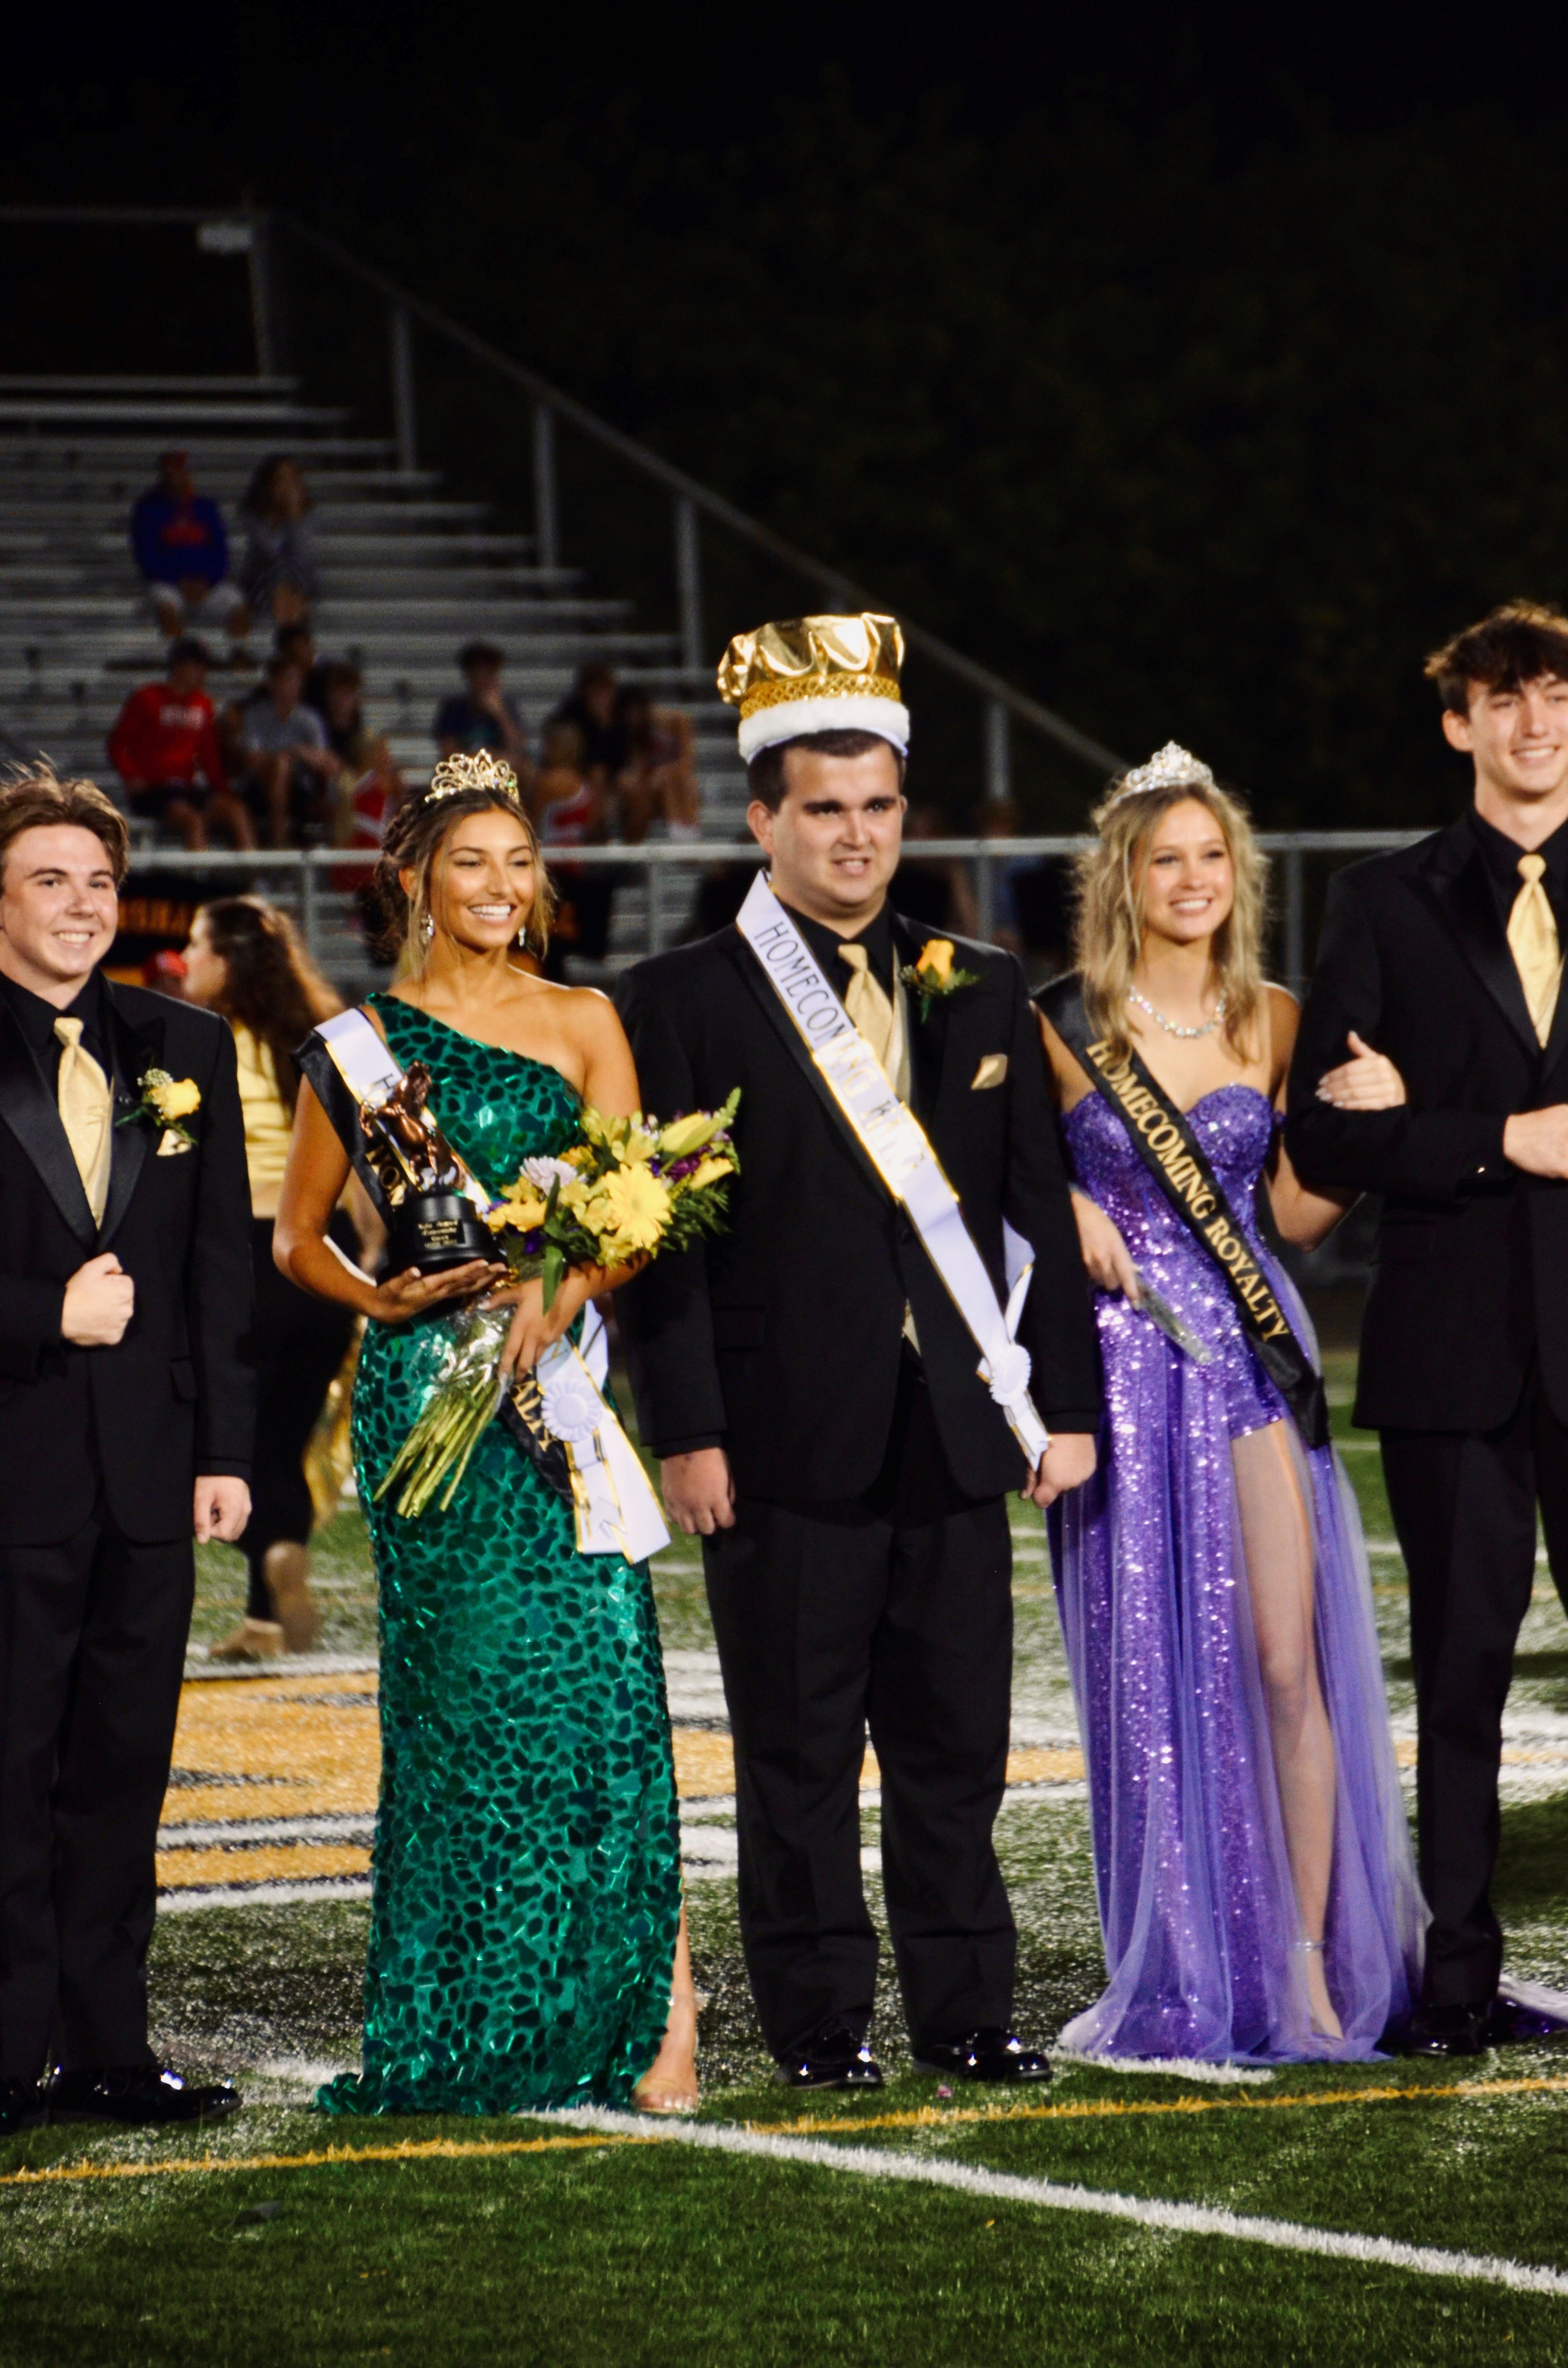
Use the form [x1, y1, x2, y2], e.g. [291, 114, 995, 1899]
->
[108, 638, 255, 851]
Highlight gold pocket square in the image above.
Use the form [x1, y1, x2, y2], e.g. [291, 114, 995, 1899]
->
[970, 1053, 1008, 1090]
[156, 1131, 193, 1157]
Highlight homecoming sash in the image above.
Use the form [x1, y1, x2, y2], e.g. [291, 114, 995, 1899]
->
[1038, 976, 1329, 1450]
[302, 1007, 496, 1223]
[297, 1009, 669, 1561]
[735, 873, 1049, 1469]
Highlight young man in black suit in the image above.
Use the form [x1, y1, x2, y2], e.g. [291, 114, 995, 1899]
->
[1287, 601, 1568, 2055]
[0, 767, 255, 2136]
[616, 617, 1100, 2088]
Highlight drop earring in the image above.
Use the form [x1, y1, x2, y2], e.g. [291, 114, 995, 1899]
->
[421, 913, 435, 943]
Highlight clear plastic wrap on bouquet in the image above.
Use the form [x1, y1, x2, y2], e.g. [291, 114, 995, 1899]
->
[375, 1304, 512, 1519]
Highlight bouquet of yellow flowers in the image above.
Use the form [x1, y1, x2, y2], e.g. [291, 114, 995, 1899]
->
[376, 1094, 740, 1518]
[483, 1089, 741, 1307]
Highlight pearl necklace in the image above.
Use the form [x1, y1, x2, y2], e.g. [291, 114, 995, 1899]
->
[1127, 986, 1227, 1040]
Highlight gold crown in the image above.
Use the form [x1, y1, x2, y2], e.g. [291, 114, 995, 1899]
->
[718, 614, 905, 716]
[426, 750, 522, 804]
[717, 615, 910, 759]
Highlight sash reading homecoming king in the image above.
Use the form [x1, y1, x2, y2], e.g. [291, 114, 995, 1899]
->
[735, 873, 1049, 1469]
[297, 1009, 669, 1561]
[1038, 977, 1328, 1450]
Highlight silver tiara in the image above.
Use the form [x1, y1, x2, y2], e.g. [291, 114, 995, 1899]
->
[1107, 741, 1214, 803]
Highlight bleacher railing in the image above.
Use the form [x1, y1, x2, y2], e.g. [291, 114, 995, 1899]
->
[120, 831, 1431, 993]
[0, 201, 1128, 799]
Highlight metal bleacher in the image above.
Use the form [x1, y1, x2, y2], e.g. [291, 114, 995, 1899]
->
[0, 374, 751, 986]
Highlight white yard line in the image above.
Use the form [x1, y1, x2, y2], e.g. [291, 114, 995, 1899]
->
[158, 1876, 371, 1913]
[159, 1813, 375, 1848]
[554, 2108, 1568, 2299]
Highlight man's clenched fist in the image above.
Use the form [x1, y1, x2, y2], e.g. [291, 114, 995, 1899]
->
[61, 1253, 135, 1346]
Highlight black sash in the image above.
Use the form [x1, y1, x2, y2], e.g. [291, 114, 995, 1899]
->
[1038, 976, 1329, 1450]
[295, 1027, 390, 1216]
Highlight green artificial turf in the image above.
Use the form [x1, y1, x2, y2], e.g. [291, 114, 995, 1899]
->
[9, 1331, 1568, 2365]
[4, 2124, 1568, 2368]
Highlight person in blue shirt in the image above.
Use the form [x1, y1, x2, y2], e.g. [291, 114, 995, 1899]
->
[130, 451, 249, 645]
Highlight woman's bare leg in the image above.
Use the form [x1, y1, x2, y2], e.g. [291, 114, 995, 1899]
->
[633, 1902, 700, 2113]
[1232, 1422, 1342, 2038]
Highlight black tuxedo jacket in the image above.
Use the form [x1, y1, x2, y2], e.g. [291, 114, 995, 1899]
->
[614, 911, 1101, 1506]
[0, 979, 255, 1545]
[1285, 814, 1568, 1432]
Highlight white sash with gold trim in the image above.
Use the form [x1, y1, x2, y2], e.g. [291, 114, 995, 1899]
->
[735, 873, 1049, 1469]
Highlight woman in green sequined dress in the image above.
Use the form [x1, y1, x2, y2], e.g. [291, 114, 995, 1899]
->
[275, 766, 695, 2116]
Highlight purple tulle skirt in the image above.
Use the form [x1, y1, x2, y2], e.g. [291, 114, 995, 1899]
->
[1048, 1085, 1424, 2061]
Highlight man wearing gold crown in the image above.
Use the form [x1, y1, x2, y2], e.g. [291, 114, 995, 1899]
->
[616, 616, 1101, 2089]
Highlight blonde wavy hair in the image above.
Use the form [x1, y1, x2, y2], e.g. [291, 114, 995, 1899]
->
[1072, 775, 1268, 1068]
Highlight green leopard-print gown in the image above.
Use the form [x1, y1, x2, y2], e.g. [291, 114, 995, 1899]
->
[316, 997, 681, 2117]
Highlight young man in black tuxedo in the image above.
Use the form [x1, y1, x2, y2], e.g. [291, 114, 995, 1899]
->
[1287, 602, 1568, 2056]
[0, 768, 255, 2137]
[615, 617, 1100, 2088]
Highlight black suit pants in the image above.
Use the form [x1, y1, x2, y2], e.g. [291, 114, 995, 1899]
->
[0, 1505, 193, 2078]
[1382, 1369, 1568, 2010]
[703, 1363, 1016, 2059]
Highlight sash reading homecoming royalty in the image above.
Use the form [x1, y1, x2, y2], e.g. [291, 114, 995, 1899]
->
[1037, 975, 1329, 1450]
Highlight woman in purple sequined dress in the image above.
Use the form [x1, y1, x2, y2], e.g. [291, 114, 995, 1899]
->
[1037, 749, 1424, 2062]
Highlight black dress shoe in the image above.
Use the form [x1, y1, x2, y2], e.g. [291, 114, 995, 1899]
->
[1404, 2003, 1491, 2059]
[775, 2023, 884, 2091]
[913, 2027, 1053, 2084]
[0, 2077, 45, 2137]
[47, 2065, 241, 2125]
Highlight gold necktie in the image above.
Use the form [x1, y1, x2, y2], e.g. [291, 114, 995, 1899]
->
[1508, 853, 1563, 1046]
[55, 1015, 112, 1224]
[838, 941, 897, 1075]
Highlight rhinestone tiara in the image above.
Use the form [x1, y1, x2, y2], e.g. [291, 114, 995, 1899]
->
[426, 750, 521, 804]
[1106, 741, 1214, 804]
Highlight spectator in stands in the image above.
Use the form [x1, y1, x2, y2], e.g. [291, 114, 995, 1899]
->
[613, 684, 699, 841]
[318, 659, 405, 847]
[219, 621, 324, 772]
[130, 450, 249, 646]
[533, 719, 613, 967]
[237, 455, 319, 628]
[107, 636, 254, 851]
[275, 617, 327, 712]
[239, 654, 337, 847]
[547, 659, 621, 785]
[893, 802, 980, 937]
[434, 641, 530, 776]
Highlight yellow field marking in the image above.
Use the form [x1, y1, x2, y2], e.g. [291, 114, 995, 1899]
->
[669, 1730, 735, 1798]
[764, 2071, 1568, 2140]
[0, 2130, 645, 2189]
[672, 1733, 1085, 1798]
[157, 1842, 372, 1890]
[165, 1674, 380, 1825]
[10, 2073, 1568, 2203]
[163, 1675, 1087, 1862]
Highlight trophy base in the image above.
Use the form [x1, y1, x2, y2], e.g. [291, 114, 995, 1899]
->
[388, 1193, 493, 1276]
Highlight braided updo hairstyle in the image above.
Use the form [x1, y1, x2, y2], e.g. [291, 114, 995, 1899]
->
[370, 777, 555, 970]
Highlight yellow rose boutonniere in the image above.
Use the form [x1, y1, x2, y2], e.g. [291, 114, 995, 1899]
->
[119, 1066, 201, 1150]
[899, 938, 981, 1022]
